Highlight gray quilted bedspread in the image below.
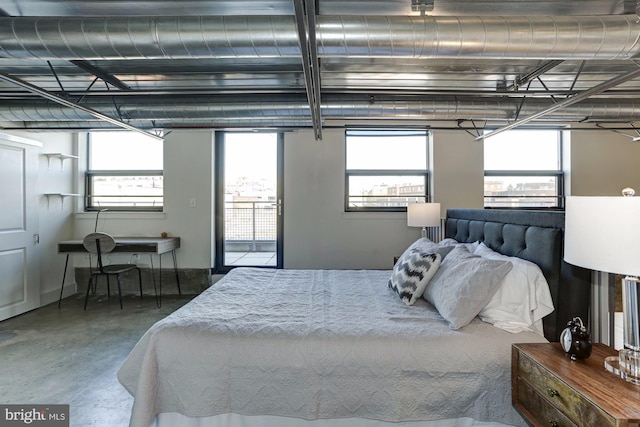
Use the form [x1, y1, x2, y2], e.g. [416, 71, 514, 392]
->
[118, 268, 546, 427]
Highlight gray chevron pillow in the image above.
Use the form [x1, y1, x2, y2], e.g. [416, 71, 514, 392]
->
[388, 249, 442, 305]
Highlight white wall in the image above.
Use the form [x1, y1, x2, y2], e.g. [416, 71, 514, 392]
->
[431, 128, 485, 212]
[4, 129, 214, 307]
[7, 123, 640, 308]
[282, 127, 485, 269]
[283, 128, 416, 269]
[72, 130, 215, 269]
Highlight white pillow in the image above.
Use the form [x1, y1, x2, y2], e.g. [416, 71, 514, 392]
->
[388, 250, 441, 305]
[474, 242, 554, 335]
[400, 237, 454, 261]
[438, 238, 458, 246]
[423, 245, 513, 330]
[439, 238, 480, 253]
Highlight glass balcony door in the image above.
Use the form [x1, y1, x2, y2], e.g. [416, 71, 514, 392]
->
[215, 132, 283, 271]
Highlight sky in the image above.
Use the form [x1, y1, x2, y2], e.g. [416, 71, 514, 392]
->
[224, 132, 277, 183]
[484, 129, 560, 170]
[90, 131, 163, 170]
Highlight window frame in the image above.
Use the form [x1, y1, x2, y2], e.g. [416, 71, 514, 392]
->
[344, 128, 430, 212]
[483, 129, 564, 209]
[85, 132, 164, 212]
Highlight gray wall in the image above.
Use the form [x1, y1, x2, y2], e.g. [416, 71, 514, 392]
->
[568, 128, 640, 196]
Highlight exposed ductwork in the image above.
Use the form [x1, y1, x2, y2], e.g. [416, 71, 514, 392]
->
[2, 14, 640, 132]
[1, 96, 639, 124]
[1, 15, 640, 61]
[318, 15, 640, 60]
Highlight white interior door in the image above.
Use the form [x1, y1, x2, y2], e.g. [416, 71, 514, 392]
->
[0, 133, 41, 320]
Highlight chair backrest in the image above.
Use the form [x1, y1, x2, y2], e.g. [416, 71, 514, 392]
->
[82, 232, 117, 254]
[83, 232, 117, 272]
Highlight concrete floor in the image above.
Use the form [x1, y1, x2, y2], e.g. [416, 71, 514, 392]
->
[0, 293, 194, 427]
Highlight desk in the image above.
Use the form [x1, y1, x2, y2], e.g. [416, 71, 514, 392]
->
[57, 237, 181, 307]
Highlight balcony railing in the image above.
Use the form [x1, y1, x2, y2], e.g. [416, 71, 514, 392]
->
[224, 201, 277, 252]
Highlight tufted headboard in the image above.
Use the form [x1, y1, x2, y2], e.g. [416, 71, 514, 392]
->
[445, 208, 590, 342]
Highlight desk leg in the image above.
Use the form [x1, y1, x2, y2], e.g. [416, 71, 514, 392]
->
[57, 254, 70, 308]
[171, 250, 181, 295]
[157, 253, 162, 308]
[149, 255, 160, 308]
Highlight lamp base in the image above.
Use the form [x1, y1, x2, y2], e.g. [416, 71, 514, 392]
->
[604, 355, 620, 376]
[604, 349, 640, 385]
[621, 348, 640, 385]
[623, 276, 640, 351]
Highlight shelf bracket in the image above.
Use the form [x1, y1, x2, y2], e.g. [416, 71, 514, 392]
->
[43, 193, 80, 210]
[43, 153, 79, 170]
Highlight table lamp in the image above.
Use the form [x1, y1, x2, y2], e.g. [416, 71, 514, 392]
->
[564, 188, 640, 384]
[407, 202, 441, 239]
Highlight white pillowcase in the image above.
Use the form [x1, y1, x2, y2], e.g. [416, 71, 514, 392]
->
[423, 245, 513, 330]
[473, 242, 554, 335]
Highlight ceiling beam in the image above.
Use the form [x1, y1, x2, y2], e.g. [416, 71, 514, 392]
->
[507, 60, 564, 92]
[478, 66, 640, 141]
[0, 73, 161, 140]
[70, 60, 132, 91]
[294, 0, 323, 140]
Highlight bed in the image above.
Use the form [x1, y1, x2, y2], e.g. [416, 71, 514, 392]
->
[117, 209, 590, 427]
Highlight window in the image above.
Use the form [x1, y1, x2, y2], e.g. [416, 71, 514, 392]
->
[345, 129, 429, 211]
[483, 129, 563, 208]
[86, 131, 163, 211]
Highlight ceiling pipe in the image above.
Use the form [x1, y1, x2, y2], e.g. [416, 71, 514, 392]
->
[1, 15, 640, 61]
[1, 96, 640, 123]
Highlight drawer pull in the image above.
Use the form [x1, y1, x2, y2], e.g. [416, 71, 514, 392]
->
[548, 421, 559, 427]
[546, 388, 559, 398]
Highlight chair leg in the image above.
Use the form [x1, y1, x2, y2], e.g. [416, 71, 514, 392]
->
[84, 276, 94, 310]
[106, 276, 111, 298]
[116, 275, 123, 309]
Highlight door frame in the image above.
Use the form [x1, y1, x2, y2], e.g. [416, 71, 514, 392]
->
[214, 131, 284, 273]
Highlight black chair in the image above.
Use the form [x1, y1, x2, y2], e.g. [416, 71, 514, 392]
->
[82, 232, 143, 310]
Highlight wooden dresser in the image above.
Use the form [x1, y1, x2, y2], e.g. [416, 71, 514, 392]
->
[512, 343, 640, 427]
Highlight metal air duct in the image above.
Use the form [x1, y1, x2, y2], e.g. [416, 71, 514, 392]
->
[0, 96, 639, 123]
[0, 15, 639, 60]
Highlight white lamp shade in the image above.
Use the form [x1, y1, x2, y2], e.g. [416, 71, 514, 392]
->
[407, 203, 441, 227]
[564, 196, 640, 277]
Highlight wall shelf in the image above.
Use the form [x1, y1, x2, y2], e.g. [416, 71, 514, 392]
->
[43, 153, 78, 169]
[43, 193, 81, 209]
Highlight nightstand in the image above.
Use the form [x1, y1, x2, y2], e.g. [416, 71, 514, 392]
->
[512, 343, 640, 427]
